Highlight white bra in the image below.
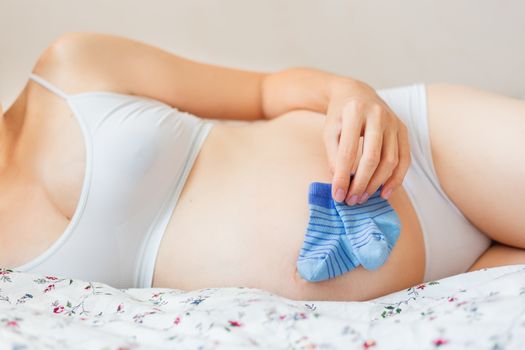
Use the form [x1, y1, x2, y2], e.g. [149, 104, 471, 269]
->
[14, 73, 215, 288]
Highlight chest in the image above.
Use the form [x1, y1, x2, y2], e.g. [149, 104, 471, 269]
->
[37, 109, 86, 220]
[0, 105, 85, 267]
[0, 180, 70, 267]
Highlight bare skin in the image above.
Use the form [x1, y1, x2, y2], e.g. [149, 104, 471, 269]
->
[152, 112, 425, 301]
[1, 33, 524, 301]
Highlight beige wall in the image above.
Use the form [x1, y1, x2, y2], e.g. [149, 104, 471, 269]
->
[1, 0, 524, 107]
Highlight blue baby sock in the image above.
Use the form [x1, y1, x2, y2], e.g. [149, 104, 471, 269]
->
[296, 182, 360, 282]
[296, 182, 402, 282]
[333, 187, 401, 270]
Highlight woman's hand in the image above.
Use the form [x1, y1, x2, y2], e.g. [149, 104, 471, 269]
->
[259, 67, 411, 201]
[323, 79, 411, 205]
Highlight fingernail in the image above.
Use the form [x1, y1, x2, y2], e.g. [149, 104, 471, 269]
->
[335, 188, 346, 202]
[383, 188, 393, 199]
[358, 192, 369, 204]
[346, 194, 359, 206]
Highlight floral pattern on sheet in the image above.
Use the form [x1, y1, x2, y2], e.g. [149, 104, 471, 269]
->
[0, 265, 524, 349]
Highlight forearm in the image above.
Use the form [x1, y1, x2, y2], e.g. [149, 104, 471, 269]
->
[260, 67, 365, 119]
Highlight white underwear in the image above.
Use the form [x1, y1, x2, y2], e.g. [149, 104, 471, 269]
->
[376, 84, 491, 281]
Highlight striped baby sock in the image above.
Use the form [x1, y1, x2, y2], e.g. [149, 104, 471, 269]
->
[333, 186, 401, 270]
[296, 182, 360, 282]
[296, 182, 402, 282]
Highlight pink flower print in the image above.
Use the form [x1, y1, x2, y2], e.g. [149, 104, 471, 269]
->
[416, 284, 426, 290]
[53, 305, 64, 314]
[174, 316, 181, 325]
[44, 284, 55, 293]
[433, 338, 448, 347]
[363, 339, 376, 348]
[228, 320, 242, 327]
[6, 320, 18, 327]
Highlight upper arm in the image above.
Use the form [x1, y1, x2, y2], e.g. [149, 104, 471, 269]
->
[35, 32, 267, 121]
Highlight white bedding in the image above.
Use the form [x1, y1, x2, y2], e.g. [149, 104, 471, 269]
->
[1, 265, 524, 349]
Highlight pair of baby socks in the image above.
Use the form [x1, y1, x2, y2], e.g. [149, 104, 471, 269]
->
[296, 182, 401, 282]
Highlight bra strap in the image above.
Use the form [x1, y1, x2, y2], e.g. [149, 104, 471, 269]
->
[29, 73, 69, 100]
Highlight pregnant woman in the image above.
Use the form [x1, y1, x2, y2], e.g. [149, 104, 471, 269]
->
[1, 33, 524, 301]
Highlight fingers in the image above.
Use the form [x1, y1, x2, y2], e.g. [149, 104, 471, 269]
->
[331, 104, 363, 202]
[324, 95, 411, 206]
[351, 137, 364, 175]
[381, 123, 411, 199]
[360, 129, 398, 203]
[345, 113, 383, 205]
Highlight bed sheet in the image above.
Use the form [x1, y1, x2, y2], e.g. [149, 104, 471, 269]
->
[1, 265, 524, 349]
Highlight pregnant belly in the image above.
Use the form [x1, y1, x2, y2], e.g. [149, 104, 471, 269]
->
[153, 110, 425, 301]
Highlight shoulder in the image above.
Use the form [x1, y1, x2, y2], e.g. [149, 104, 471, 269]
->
[32, 32, 128, 94]
[19, 33, 127, 127]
